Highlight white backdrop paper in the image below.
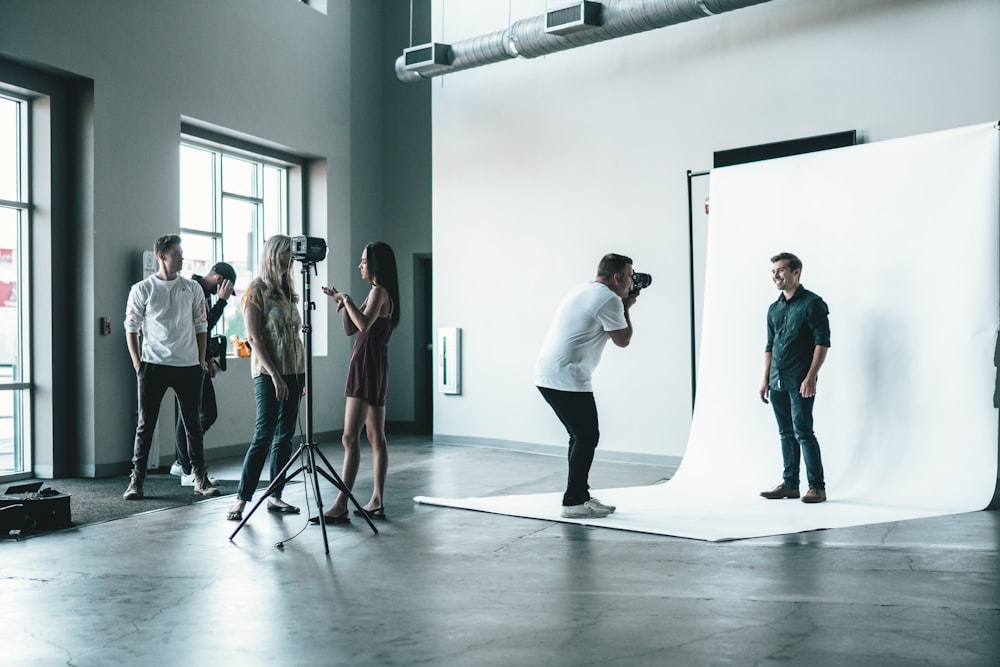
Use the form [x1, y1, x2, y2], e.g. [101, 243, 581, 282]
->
[417, 122, 1000, 540]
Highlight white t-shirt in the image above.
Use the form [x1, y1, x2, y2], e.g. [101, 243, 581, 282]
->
[124, 274, 207, 366]
[534, 281, 628, 392]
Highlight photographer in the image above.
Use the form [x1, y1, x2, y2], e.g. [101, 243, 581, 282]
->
[534, 253, 643, 519]
[170, 262, 236, 486]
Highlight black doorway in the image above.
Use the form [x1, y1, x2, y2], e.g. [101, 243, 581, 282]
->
[413, 254, 433, 434]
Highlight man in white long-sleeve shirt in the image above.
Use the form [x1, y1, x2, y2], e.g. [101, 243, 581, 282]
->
[122, 234, 219, 500]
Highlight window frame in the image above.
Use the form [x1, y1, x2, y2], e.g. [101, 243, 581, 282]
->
[179, 125, 302, 350]
[0, 90, 33, 478]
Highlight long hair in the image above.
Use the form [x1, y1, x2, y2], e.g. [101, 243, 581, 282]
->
[256, 234, 298, 304]
[366, 241, 400, 330]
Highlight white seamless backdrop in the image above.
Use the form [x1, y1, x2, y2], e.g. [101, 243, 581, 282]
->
[418, 122, 1000, 540]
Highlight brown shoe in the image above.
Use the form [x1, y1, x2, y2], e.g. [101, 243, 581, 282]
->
[192, 470, 220, 497]
[801, 487, 827, 503]
[760, 484, 800, 500]
[122, 472, 144, 500]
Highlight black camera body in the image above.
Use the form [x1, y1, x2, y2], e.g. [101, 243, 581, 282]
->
[291, 236, 328, 263]
[630, 271, 652, 296]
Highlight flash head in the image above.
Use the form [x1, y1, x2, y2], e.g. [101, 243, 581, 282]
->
[291, 236, 327, 263]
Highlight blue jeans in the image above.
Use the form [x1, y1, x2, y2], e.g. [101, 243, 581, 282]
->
[237, 373, 304, 502]
[770, 389, 825, 490]
[538, 386, 599, 507]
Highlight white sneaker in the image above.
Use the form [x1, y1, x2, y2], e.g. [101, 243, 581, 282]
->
[560, 503, 610, 519]
[181, 472, 217, 487]
[169, 461, 184, 477]
[585, 497, 616, 514]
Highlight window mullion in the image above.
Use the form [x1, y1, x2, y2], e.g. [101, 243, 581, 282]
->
[214, 150, 223, 263]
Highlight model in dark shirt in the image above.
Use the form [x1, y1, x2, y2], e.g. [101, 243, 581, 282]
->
[758, 253, 830, 504]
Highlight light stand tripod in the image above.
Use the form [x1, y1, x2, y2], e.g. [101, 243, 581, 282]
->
[230, 259, 378, 553]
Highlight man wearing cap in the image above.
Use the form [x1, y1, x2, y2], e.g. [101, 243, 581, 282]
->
[169, 261, 236, 486]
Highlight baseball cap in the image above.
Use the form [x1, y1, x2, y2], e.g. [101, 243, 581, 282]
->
[211, 262, 237, 284]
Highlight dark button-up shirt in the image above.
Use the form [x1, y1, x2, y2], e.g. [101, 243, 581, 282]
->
[765, 286, 830, 391]
[192, 274, 228, 331]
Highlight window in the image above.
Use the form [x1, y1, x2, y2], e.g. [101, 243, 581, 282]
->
[179, 137, 291, 347]
[0, 92, 31, 475]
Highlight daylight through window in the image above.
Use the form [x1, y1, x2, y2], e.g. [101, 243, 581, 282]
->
[179, 139, 290, 347]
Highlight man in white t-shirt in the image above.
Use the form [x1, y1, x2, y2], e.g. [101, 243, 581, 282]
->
[535, 253, 640, 518]
[122, 234, 219, 500]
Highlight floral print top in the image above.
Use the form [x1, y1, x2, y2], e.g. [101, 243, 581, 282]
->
[243, 279, 306, 379]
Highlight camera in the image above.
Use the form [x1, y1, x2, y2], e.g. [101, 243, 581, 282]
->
[291, 236, 328, 263]
[630, 271, 652, 296]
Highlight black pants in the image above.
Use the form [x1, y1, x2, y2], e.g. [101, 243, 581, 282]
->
[174, 374, 218, 475]
[131, 363, 204, 476]
[537, 386, 599, 507]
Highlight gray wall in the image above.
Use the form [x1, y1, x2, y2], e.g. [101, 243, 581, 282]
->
[0, 0, 431, 476]
[429, 0, 1000, 462]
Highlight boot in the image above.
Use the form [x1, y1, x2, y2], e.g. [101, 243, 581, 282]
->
[123, 471, 144, 500]
[192, 469, 220, 497]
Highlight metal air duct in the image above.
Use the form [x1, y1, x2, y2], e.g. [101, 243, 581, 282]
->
[395, 0, 775, 82]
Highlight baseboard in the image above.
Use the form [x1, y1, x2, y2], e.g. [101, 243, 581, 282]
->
[433, 434, 682, 469]
[44, 430, 680, 479]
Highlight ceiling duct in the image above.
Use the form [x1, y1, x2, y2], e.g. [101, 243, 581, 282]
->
[545, 1, 603, 36]
[395, 0, 774, 83]
[403, 42, 454, 75]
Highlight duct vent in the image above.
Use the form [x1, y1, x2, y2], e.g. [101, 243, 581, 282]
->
[545, 1, 602, 36]
[403, 42, 452, 75]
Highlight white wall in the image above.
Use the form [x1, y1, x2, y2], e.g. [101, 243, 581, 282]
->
[430, 0, 1000, 460]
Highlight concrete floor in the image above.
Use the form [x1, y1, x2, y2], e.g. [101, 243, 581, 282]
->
[3, 436, 999, 666]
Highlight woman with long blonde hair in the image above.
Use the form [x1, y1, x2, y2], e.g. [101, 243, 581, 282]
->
[227, 235, 306, 521]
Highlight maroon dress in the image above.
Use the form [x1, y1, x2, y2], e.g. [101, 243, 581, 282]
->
[344, 312, 393, 406]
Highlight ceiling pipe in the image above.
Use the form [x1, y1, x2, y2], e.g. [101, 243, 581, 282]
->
[395, 0, 775, 82]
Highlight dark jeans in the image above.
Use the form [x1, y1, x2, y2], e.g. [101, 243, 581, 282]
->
[537, 386, 599, 507]
[770, 388, 825, 490]
[237, 373, 304, 502]
[132, 363, 205, 477]
[174, 374, 217, 475]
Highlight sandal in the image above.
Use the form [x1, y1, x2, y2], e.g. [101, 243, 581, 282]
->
[266, 501, 301, 514]
[309, 512, 350, 525]
[354, 506, 386, 520]
[227, 501, 245, 521]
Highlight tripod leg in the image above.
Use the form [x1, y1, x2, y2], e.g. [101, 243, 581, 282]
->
[304, 445, 331, 554]
[311, 445, 379, 535]
[229, 444, 307, 541]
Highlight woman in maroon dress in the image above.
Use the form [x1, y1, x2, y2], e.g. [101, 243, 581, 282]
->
[316, 242, 400, 522]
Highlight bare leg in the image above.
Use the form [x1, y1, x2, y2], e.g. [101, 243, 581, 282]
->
[364, 405, 388, 510]
[327, 397, 367, 516]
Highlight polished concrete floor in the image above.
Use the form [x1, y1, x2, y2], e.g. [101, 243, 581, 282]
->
[3, 436, 999, 666]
